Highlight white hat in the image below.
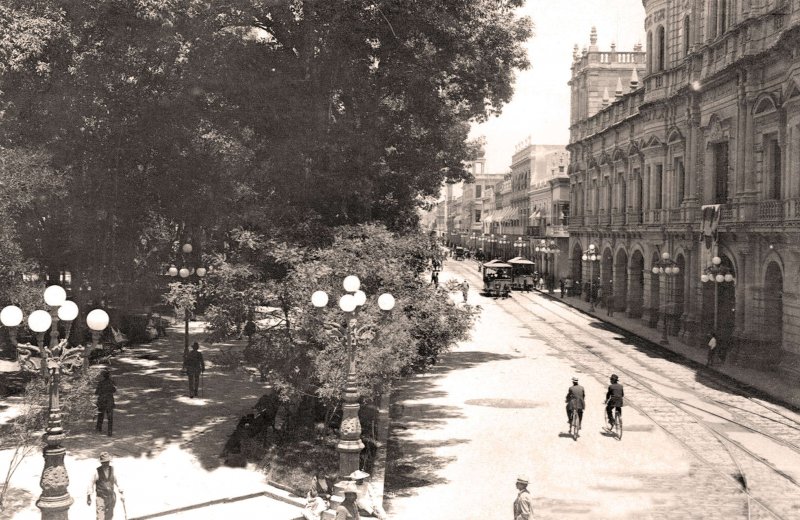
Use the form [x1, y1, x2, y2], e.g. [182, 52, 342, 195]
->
[349, 470, 370, 480]
[516, 475, 529, 485]
[330, 495, 345, 503]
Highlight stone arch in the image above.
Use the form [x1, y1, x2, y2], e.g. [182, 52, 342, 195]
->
[612, 148, 627, 163]
[649, 251, 662, 328]
[571, 241, 583, 282]
[614, 248, 629, 313]
[701, 252, 737, 339]
[763, 260, 784, 354]
[628, 249, 645, 318]
[673, 253, 687, 335]
[601, 246, 614, 306]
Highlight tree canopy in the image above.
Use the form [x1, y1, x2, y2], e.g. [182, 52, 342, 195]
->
[0, 0, 531, 308]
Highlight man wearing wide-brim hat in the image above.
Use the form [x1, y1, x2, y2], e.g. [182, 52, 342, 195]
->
[332, 480, 360, 520]
[87, 452, 124, 520]
[513, 475, 534, 520]
[348, 470, 387, 519]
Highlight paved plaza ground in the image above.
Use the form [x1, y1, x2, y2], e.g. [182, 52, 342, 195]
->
[0, 323, 304, 520]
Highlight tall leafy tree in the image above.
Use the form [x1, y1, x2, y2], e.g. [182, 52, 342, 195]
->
[0, 0, 530, 309]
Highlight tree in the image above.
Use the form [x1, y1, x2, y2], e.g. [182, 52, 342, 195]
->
[231, 225, 476, 427]
[0, 1, 531, 312]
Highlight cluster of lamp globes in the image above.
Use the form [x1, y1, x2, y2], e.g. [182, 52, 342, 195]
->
[311, 275, 395, 313]
[167, 243, 208, 279]
[652, 252, 681, 275]
[536, 241, 560, 254]
[581, 244, 598, 262]
[701, 256, 735, 284]
[0, 285, 109, 335]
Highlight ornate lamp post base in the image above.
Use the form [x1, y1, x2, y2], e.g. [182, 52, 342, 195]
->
[37, 443, 73, 520]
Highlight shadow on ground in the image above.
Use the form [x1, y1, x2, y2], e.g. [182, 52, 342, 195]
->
[6, 328, 268, 474]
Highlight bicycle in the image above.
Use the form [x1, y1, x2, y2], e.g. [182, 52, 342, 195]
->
[568, 399, 581, 440]
[605, 403, 622, 440]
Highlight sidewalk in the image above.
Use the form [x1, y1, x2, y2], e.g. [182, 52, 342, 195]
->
[532, 287, 800, 411]
[0, 322, 304, 520]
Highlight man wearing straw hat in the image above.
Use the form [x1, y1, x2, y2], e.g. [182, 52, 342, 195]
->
[349, 470, 387, 519]
[513, 475, 534, 520]
[87, 452, 125, 520]
[332, 480, 360, 519]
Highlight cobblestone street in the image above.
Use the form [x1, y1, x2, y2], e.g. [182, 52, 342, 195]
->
[385, 259, 800, 519]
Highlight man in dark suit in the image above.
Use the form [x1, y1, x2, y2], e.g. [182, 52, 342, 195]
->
[565, 376, 585, 427]
[185, 342, 205, 397]
[605, 374, 624, 428]
[95, 371, 116, 436]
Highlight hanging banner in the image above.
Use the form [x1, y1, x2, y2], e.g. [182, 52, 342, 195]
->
[700, 204, 721, 268]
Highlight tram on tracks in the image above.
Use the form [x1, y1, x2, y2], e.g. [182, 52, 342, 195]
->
[481, 260, 512, 297]
[507, 257, 535, 291]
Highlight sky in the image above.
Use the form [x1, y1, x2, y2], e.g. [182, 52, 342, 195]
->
[469, 0, 646, 172]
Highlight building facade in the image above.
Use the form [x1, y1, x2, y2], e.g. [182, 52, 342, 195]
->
[568, 5, 800, 374]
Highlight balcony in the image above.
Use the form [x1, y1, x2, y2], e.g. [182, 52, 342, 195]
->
[627, 210, 643, 225]
[547, 224, 569, 238]
[758, 200, 783, 221]
[612, 211, 626, 225]
[585, 215, 598, 226]
[599, 212, 611, 226]
[570, 215, 585, 227]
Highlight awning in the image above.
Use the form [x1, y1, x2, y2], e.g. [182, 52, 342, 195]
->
[483, 211, 495, 223]
[499, 208, 516, 222]
[529, 209, 542, 220]
[507, 257, 535, 265]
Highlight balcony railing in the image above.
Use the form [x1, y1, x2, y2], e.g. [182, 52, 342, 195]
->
[570, 215, 585, 227]
[585, 215, 598, 226]
[547, 225, 570, 237]
[669, 208, 683, 222]
[612, 212, 626, 225]
[758, 200, 783, 221]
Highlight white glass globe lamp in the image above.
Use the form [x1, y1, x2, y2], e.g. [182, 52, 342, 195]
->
[44, 285, 67, 307]
[378, 293, 395, 311]
[58, 300, 79, 321]
[343, 275, 361, 293]
[0, 306, 23, 327]
[311, 291, 329, 308]
[86, 309, 110, 331]
[28, 310, 52, 333]
[339, 294, 357, 313]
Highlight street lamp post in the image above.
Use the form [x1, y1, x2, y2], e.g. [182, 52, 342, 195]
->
[3, 293, 108, 520]
[536, 240, 562, 293]
[311, 276, 395, 477]
[701, 256, 735, 335]
[488, 234, 497, 259]
[513, 237, 525, 258]
[652, 251, 680, 345]
[581, 244, 599, 311]
[168, 243, 207, 366]
[498, 235, 509, 261]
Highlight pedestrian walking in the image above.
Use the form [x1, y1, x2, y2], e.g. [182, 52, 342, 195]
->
[95, 370, 116, 437]
[431, 271, 439, 286]
[461, 280, 469, 303]
[606, 292, 615, 317]
[559, 278, 565, 298]
[87, 452, 124, 520]
[706, 333, 718, 367]
[185, 341, 205, 398]
[513, 475, 534, 520]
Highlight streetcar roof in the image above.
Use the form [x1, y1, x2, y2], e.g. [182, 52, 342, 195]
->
[507, 257, 535, 265]
[482, 262, 512, 268]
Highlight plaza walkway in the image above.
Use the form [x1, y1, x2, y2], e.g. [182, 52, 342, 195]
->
[0, 322, 304, 520]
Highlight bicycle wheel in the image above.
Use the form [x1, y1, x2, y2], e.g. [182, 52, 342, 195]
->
[615, 410, 622, 440]
[571, 411, 580, 440]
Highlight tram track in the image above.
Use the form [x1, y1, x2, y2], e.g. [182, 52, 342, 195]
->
[450, 262, 800, 519]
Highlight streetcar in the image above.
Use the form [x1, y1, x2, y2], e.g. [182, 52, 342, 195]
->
[481, 260, 512, 297]
[454, 246, 465, 261]
[507, 257, 536, 291]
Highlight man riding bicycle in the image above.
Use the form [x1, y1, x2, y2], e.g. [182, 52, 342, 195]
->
[565, 377, 585, 428]
[604, 374, 624, 428]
